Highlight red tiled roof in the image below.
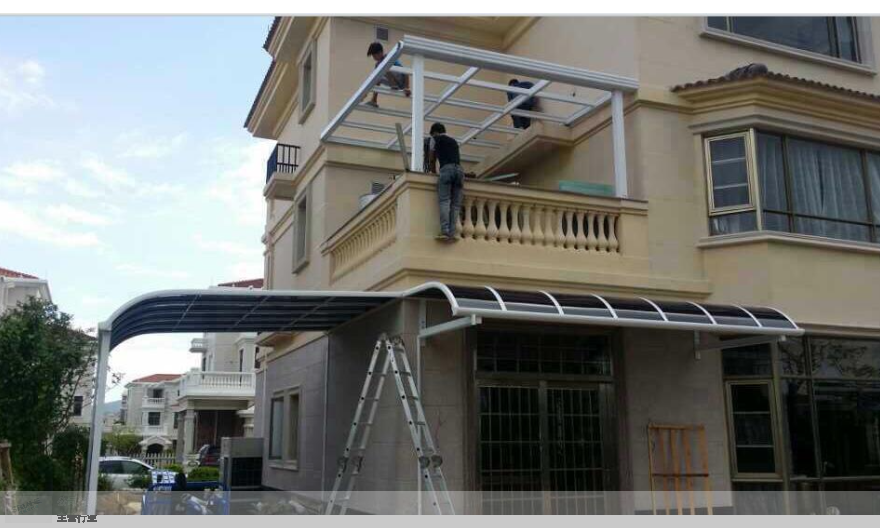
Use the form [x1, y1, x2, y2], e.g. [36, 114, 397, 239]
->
[218, 278, 264, 289]
[0, 266, 38, 279]
[132, 374, 181, 383]
[671, 63, 880, 103]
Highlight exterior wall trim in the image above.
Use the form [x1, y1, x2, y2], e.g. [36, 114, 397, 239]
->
[697, 230, 880, 256]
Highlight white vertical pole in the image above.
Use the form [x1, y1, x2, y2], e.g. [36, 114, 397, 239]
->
[611, 90, 628, 198]
[85, 330, 110, 515]
[411, 54, 425, 173]
[416, 299, 426, 515]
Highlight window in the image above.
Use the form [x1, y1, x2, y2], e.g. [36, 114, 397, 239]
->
[727, 382, 778, 476]
[723, 337, 880, 513]
[375, 26, 389, 41]
[269, 397, 283, 459]
[707, 17, 861, 63]
[151, 388, 163, 399]
[73, 396, 83, 417]
[293, 189, 310, 271]
[706, 130, 880, 243]
[298, 41, 317, 122]
[254, 347, 261, 370]
[705, 133, 758, 235]
[268, 389, 300, 466]
[147, 412, 161, 426]
[201, 356, 207, 372]
[173, 412, 179, 430]
[239, 348, 244, 373]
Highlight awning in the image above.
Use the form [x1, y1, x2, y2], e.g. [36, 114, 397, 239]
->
[102, 282, 801, 350]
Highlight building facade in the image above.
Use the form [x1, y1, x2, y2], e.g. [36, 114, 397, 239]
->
[245, 17, 880, 514]
[121, 374, 182, 453]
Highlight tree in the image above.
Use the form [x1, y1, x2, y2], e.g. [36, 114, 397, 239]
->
[0, 298, 96, 490]
[105, 427, 143, 457]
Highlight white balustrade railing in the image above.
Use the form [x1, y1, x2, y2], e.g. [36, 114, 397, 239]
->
[142, 397, 165, 407]
[177, 371, 255, 398]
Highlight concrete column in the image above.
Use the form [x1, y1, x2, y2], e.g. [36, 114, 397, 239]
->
[183, 410, 196, 456]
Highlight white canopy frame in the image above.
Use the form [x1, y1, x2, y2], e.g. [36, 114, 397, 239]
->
[84, 281, 803, 513]
[320, 35, 638, 197]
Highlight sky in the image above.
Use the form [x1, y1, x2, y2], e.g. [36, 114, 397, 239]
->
[0, 16, 275, 400]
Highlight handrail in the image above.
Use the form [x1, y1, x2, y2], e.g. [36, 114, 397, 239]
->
[266, 143, 301, 183]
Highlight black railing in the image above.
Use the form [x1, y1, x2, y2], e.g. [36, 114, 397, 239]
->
[266, 143, 301, 183]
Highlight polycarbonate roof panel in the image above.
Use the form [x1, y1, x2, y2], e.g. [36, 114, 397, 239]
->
[102, 282, 801, 349]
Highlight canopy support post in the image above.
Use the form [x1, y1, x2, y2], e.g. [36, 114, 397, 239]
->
[411, 54, 425, 172]
[611, 90, 628, 198]
[85, 329, 110, 515]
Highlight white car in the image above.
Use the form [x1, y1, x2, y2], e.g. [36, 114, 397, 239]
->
[99, 457, 153, 490]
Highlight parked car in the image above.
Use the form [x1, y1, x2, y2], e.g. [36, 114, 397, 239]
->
[196, 444, 220, 467]
[99, 457, 153, 490]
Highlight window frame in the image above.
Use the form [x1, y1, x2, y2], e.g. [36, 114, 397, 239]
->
[146, 411, 161, 427]
[298, 40, 317, 124]
[269, 386, 301, 469]
[293, 187, 310, 273]
[725, 379, 783, 480]
[73, 395, 84, 417]
[702, 17, 876, 74]
[704, 130, 760, 217]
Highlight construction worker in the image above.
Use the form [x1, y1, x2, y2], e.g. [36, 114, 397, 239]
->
[366, 42, 410, 107]
[427, 123, 464, 242]
[507, 78, 537, 129]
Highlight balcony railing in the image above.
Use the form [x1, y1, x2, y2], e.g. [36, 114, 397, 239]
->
[323, 173, 651, 289]
[142, 397, 165, 408]
[189, 337, 207, 353]
[266, 143, 300, 183]
[139, 425, 168, 436]
[177, 370, 255, 399]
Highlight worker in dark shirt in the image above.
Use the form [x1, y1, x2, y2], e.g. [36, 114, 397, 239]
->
[366, 41, 410, 108]
[507, 79, 536, 129]
[427, 123, 464, 242]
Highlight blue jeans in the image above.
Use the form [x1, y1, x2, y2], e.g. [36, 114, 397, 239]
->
[438, 164, 464, 237]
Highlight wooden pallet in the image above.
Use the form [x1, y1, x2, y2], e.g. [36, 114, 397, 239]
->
[647, 424, 713, 515]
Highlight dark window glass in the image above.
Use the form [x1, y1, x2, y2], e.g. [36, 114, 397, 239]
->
[811, 338, 880, 379]
[173, 412, 179, 429]
[867, 153, 880, 225]
[762, 212, 790, 232]
[269, 397, 283, 459]
[777, 337, 807, 375]
[73, 396, 83, 417]
[723, 345, 772, 377]
[814, 381, 880, 477]
[709, 137, 751, 209]
[730, 383, 777, 474]
[100, 461, 124, 474]
[780, 380, 817, 478]
[147, 412, 161, 426]
[794, 217, 870, 242]
[477, 330, 611, 376]
[720, 17, 861, 62]
[710, 211, 757, 235]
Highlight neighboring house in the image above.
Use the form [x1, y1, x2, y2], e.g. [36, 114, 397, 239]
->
[172, 279, 261, 464]
[244, 17, 880, 514]
[121, 374, 182, 453]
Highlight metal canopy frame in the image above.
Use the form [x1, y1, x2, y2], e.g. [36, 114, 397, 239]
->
[320, 35, 638, 196]
[84, 281, 801, 513]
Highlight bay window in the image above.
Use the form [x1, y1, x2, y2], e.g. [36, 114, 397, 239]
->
[706, 130, 880, 244]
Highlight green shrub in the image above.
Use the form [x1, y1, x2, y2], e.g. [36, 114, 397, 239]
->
[160, 463, 183, 474]
[127, 472, 151, 489]
[187, 466, 219, 482]
[97, 474, 113, 492]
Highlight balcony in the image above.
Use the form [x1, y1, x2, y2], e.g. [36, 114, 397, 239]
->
[139, 425, 169, 436]
[263, 143, 301, 200]
[322, 173, 664, 292]
[142, 397, 165, 408]
[177, 370, 255, 400]
[189, 337, 207, 353]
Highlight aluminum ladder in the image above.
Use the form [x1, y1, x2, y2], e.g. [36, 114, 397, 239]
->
[324, 334, 455, 515]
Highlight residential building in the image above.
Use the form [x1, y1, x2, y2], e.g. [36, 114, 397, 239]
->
[121, 374, 182, 453]
[172, 279, 261, 463]
[245, 17, 880, 514]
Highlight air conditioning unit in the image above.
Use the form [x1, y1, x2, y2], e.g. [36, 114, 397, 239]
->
[219, 437, 263, 490]
[358, 181, 387, 210]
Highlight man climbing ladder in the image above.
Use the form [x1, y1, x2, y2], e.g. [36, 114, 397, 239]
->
[324, 334, 455, 515]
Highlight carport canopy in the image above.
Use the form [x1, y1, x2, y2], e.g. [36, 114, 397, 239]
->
[86, 281, 802, 512]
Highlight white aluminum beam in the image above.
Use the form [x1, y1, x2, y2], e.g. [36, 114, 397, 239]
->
[564, 92, 611, 126]
[85, 330, 110, 515]
[410, 54, 425, 173]
[320, 43, 404, 142]
[397, 35, 639, 93]
[388, 66, 480, 149]
[342, 121, 502, 149]
[391, 65, 596, 107]
[460, 80, 550, 145]
[418, 315, 482, 341]
[325, 135, 485, 163]
[355, 102, 521, 135]
[611, 90, 628, 198]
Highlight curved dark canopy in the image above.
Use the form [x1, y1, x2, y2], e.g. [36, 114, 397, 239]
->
[102, 282, 802, 350]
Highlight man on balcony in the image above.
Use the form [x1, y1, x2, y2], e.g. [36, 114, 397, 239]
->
[427, 123, 464, 242]
[507, 79, 537, 130]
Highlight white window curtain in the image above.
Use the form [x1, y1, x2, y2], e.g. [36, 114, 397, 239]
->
[757, 133, 789, 232]
[786, 138, 870, 242]
[868, 153, 880, 226]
